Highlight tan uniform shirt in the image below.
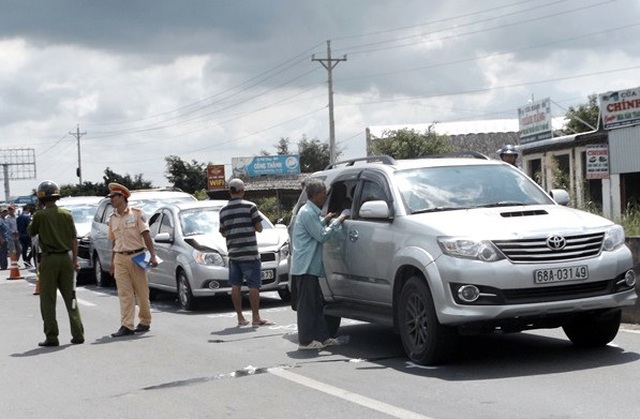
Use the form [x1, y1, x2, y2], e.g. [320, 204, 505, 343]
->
[107, 206, 149, 252]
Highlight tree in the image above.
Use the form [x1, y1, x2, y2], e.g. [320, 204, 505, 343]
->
[371, 127, 454, 159]
[164, 155, 207, 194]
[563, 94, 600, 134]
[59, 168, 153, 197]
[275, 137, 290, 155]
[298, 135, 339, 172]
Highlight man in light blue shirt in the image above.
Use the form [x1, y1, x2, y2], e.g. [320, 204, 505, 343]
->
[290, 178, 348, 350]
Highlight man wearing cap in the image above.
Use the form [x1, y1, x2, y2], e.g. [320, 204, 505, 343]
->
[107, 182, 158, 338]
[219, 178, 273, 327]
[28, 180, 84, 347]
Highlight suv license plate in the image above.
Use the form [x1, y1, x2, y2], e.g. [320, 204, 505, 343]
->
[533, 266, 589, 284]
[261, 269, 275, 281]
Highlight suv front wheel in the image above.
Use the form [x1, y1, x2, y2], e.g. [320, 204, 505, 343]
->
[398, 276, 458, 365]
[562, 309, 621, 347]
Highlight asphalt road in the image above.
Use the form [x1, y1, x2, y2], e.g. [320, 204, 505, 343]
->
[1, 267, 640, 419]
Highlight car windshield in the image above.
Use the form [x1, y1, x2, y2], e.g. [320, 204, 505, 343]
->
[60, 203, 100, 224]
[130, 196, 195, 216]
[179, 207, 274, 237]
[394, 164, 554, 214]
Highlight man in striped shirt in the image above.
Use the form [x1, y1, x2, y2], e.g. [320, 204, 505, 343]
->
[219, 178, 274, 327]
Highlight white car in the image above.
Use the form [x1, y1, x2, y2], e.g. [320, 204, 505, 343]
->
[148, 200, 290, 310]
[57, 196, 103, 275]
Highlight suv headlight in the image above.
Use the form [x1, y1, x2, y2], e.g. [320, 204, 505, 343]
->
[437, 237, 505, 262]
[603, 225, 625, 251]
[193, 250, 225, 266]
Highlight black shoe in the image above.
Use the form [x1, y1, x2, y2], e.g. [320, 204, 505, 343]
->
[111, 326, 135, 338]
[38, 340, 59, 347]
[134, 324, 150, 333]
[71, 337, 85, 344]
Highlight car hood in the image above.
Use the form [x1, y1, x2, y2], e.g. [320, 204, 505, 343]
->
[187, 228, 288, 254]
[408, 205, 614, 238]
[75, 222, 92, 238]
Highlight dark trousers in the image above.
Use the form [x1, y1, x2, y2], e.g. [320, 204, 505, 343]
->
[0, 241, 7, 269]
[19, 236, 31, 263]
[294, 274, 330, 345]
[39, 253, 84, 343]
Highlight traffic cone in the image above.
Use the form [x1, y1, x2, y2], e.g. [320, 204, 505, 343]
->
[7, 251, 24, 280]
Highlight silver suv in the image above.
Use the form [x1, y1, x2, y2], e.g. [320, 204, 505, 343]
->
[291, 155, 638, 365]
[88, 188, 197, 286]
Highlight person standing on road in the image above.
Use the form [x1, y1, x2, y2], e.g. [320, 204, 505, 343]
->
[17, 204, 33, 268]
[27, 181, 84, 347]
[107, 183, 158, 338]
[290, 178, 349, 350]
[0, 209, 8, 270]
[219, 178, 273, 328]
[6, 204, 21, 263]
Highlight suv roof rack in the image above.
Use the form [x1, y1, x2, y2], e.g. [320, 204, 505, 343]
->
[428, 151, 490, 160]
[324, 155, 396, 170]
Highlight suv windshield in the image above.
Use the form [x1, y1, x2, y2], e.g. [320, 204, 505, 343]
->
[394, 164, 554, 214]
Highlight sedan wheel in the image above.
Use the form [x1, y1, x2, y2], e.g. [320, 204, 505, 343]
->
[177, 271, 195, 310]
[398, 276, 458, 365]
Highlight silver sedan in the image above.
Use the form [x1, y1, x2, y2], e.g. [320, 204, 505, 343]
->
[148, 200, 290, 310]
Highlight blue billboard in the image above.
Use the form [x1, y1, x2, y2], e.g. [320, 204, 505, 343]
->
[232, 155, 300, 177]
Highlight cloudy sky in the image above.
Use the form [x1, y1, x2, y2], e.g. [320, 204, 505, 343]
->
[1, 0, 639, 197]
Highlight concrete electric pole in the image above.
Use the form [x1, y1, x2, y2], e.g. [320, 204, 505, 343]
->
[69, 124, 86, 185]
[312, 40, 346, 165]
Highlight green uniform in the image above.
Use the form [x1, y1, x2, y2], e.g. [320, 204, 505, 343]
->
[28, 206, 84, 344]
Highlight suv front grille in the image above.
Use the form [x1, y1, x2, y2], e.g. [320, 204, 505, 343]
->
[492, 232, 604, 263]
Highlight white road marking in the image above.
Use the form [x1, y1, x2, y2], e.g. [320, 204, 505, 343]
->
[269, 367, 433, 419]
[77, 299, 95, 307]
[621, 328, 640, 335]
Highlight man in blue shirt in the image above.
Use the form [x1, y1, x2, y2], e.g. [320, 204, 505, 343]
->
[290, 178, 348, 350]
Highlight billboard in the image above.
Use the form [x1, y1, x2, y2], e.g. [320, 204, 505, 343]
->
[206, 164, 226, 191]
[585, 145, 609, 180]
[232, 155, 300, 178]
[599, 86, 640, 130]
[518, 98, 552, 144]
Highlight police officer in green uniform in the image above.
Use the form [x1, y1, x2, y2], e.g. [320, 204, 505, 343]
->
[28, 181, 84, 347]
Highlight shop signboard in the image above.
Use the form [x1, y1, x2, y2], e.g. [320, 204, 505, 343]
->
[518, 97, 552, 144]
[585, 145, 609, 180]
[599, 86, 640, 130]
[232, 155, 300, 178]
[207, 164, 226, 191]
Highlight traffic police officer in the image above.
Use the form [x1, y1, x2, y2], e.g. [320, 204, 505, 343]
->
[28, 180, 84, 347]
[107, 183, 158, 337]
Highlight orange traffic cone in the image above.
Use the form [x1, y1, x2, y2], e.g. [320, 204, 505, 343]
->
[7, 251, 24, 280]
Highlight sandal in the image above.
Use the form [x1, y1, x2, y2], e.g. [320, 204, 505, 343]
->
[237, 319, 250, 327]
[298, 340, 325, 350]
[252, 319, 275, 327]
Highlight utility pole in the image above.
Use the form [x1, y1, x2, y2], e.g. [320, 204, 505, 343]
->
[312, 40, 346, 165]
[69, 124, 86, 185]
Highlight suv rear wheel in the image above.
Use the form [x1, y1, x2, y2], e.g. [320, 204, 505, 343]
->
[398, 276, 458, 365]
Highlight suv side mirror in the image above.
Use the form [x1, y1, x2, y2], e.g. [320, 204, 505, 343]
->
[154, 232, 173, 243]
[359, 200, 390, 219]
[548, 189, 570, 206]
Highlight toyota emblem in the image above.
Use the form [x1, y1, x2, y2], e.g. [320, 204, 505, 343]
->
[546, 235, 566, 250]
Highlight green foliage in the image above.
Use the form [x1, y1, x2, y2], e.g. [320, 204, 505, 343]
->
[563, 94, 600, 134]
[371, 127, 454, 159]
[298, 135, 339, 172]
[275, 137, 290, 155]
[255, 196, 290, 225]
[164, 155, 207, 194]
[59, 168, 153, 196]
